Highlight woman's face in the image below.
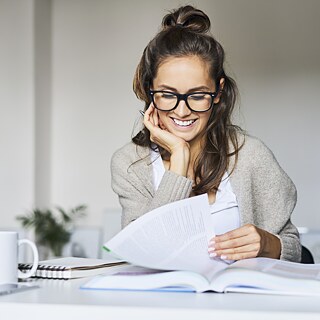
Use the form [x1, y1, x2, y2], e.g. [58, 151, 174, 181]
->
[152, 56, 221, 147]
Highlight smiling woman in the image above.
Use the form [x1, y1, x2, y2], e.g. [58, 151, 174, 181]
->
[149, 56, 217, 148]
[110, 5, 302, 263]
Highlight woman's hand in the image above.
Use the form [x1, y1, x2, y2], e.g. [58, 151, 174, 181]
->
[143, 104, 188, 154]
[208, 224, 281, 260]
[143, 104, 190, 176]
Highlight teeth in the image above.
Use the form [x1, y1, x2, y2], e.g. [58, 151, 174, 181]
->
[173, 119, 195, 126]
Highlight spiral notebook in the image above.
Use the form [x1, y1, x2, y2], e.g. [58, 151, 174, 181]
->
[18, 256, 127, 280]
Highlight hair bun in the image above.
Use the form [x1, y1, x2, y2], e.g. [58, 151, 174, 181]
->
[162, 5, 210, 34]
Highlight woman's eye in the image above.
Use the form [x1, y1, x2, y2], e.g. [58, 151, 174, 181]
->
[161, 93, 176, 99]
[190, 94, 205, 101]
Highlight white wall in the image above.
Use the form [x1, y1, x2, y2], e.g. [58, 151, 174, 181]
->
[34, 0, 52, 208]
[0, 0, 35, 226]
[1, 0, 319, 230]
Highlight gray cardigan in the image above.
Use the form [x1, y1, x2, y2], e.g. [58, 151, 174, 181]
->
[111, 134, 301, 262]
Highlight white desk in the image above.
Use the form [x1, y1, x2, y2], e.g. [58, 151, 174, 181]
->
[1, 277, 320, 320]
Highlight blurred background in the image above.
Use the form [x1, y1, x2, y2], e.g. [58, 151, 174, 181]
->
[1, 0, 319, 258]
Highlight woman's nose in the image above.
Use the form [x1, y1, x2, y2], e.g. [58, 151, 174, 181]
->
[173, 99, 192, 117]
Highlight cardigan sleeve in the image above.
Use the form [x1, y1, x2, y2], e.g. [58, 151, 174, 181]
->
[111, 145, 193, 228]
[230, 135, 301, 262]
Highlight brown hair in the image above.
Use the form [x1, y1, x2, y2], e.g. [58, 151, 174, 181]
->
[132, 5, 243, 194]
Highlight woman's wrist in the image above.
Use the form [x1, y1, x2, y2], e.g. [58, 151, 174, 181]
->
[169, 144, 190, 177]
[262, 232, 281, 259]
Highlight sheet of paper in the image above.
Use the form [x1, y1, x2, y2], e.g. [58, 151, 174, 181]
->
[210, 206, 240, 236]
[105, 194, 228, 276]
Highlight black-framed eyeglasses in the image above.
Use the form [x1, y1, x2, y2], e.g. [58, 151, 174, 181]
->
[149, 90, 218, 113]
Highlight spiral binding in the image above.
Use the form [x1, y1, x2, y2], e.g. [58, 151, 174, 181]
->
[18, 263, 69, 280]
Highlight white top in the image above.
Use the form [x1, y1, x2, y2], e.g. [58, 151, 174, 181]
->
[151, 150, 240, 236]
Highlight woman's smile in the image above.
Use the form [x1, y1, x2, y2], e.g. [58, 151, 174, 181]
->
[170, 117, 198, 128]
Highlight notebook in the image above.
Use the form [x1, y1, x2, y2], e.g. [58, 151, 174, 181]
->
[18, 256, 127, 280]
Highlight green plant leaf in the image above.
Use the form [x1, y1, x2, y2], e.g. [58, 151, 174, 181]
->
[55, 206, 71, 223]
[16, 204, 87, 256]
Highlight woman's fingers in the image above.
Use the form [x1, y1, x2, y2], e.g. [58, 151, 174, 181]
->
[208, 224, 281, 260]
[152, 108, 159, 127]
[143, 105, 160, 141]
[208, 224, 265, 260]
[215, 250, 259, 261]
[208, 244, 260, 260]
[209, 233, 258, 251]
[212, 225, 261, 248]
[159, 117, 166, 130]
[143, 104, 155, 127]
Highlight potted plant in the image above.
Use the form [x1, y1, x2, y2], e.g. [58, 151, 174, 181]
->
[17, 204, 87, 259]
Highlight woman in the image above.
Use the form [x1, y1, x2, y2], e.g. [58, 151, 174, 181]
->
[111, 5, 301, 262]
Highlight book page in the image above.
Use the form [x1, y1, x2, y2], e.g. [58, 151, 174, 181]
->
[105, 194, 228, 277]
[210, 259, 320, 295]
[209, 257, 320, 294]
[211, 268, 320, 295]
[82, 265, 210, 292]
[230, 257, 320, 280]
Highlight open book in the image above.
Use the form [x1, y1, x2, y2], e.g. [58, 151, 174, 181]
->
[82, 258, 320, 294]
[82, 194, 320, 295]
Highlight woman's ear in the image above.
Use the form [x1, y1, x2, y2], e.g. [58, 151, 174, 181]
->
[213, 78, 225, 104]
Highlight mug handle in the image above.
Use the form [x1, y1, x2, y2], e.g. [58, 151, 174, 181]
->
[18, 239, 39, 279]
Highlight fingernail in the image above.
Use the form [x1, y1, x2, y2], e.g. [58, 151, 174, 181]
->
[220, 255, 227, 260]
[208, 246, 215, 252]
[209, 252, 217, 258]
[209, 239, 215, 245]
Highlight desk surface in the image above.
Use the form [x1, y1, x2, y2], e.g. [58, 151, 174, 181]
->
[1, 277, 320, 320]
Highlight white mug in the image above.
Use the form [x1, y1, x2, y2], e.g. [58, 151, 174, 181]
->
[0, 231, 39, 284]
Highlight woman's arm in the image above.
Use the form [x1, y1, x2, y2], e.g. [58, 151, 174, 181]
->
[111, 104, 193, 228]
[111, 144, 193, 228]
[208, 135, 301, 262]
